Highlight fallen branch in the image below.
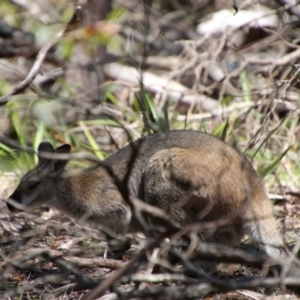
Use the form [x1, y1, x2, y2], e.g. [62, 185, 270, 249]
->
[104, 62, 221, 112]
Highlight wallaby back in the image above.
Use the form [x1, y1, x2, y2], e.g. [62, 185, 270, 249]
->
[7, 130, 288, 262]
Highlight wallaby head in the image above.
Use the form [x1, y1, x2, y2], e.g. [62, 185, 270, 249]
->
[7, 142, 71, 212]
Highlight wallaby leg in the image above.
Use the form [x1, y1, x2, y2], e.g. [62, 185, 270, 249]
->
[91, 201, 132, 235]
[89, 195, 132, 256]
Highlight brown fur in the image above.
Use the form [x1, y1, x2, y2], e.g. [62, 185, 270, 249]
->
[7, 130, 289, 262]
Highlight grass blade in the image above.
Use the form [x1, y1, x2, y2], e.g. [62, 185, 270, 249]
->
[259, 145, 291, 178]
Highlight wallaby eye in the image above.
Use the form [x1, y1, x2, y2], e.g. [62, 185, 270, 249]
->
[27, 181, 40, 190]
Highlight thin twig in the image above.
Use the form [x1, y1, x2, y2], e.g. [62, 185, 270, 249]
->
[0, 32, 62, 104]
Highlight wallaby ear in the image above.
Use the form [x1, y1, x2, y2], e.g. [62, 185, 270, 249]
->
[55, 144, 71, 154]
[38, 142, 54, 164]
[53, 144, 71, 173]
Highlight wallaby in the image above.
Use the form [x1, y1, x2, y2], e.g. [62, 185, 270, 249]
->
[7, 130, 290, 264]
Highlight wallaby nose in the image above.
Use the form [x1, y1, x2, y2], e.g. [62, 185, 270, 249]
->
[7, 191, 21, 212]
[6, 200, 18, 212]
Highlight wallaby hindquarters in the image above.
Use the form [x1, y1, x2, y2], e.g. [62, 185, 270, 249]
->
[7, 130, 288, 263]
[143, 145, 287, 262]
